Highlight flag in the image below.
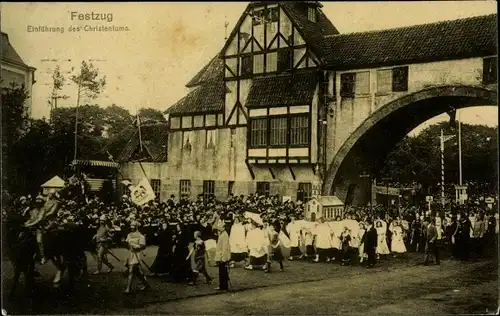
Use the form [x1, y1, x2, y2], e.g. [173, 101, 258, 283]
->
[130, 177, 156, 206]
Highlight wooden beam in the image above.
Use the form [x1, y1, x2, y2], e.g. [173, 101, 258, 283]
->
[268, 167, 276, 179]
[289, 165, 296, 181]
[245, 159, 256, 180]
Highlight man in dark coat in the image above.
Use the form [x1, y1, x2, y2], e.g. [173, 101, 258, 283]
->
[424, 217, 439, 265]
[150, 221, 173, 276]
[456, 213, 472, 261]
[363, 218, 378, 268]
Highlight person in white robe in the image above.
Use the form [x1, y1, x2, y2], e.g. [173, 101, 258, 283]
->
[357, 222, 367, 263]
[313, 218, 333, 263]
[375, 220, 390, 258]
[245, 220, 269, 271]
[328, 219, 342, 261]
[286, 216, 303, 260]
[302, 224, 315, 258]
[229, 217, 248, 267]
[390, 221, 407, 257]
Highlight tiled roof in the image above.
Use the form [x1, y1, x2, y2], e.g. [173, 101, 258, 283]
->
[246, 71, 318, 108]
[117, 124, 169, 163]
[185, 54, 224, 88]
[1, 32, 32, 68]
[165, 76, 226, 115]
[280, 1, 339, 56]
[319, 13, 497, 70]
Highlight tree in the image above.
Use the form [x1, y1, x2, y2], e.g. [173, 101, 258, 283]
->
[381, 121, 498, 198]
[1, 83, 30, 194]
[137, 107, 166, 124]
[70, 61, 106, 160]
[48, 65, 69, 115]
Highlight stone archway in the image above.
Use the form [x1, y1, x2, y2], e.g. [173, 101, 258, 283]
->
[322, 85, 497, 202]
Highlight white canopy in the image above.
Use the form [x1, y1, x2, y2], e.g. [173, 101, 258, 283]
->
[41, 175, 65, 188]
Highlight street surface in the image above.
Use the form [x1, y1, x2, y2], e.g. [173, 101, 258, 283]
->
[1, 245, 498, 315]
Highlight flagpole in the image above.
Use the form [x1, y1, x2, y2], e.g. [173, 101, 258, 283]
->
[440, 128, 445, 207]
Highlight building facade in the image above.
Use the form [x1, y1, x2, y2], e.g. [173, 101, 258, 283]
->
[120, 1, 497, 204]
[1, 32, 36, 117]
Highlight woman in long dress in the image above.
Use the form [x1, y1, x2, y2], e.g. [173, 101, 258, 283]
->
[229, 217, 247, 268]
[245, 221, 269, 271]
[357, 222, 367, 264]
[313, 218, 333, 263]
[375, 220, 390, 259]
[266, 221, 284, 272]
[286, 216, 303, 260]
[329, 218, 342, 261]
[171, 223, 192, 283]
[390, 221, 407, 258]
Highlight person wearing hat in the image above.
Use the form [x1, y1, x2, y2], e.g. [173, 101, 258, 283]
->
[124, 221, 150, 294]
[93, 215, 114, 274]
[214, 220, 230, 291]
[24, 194, 48, 264]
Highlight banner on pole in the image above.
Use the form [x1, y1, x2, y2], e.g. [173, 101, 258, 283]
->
[129, 177, 156, 205]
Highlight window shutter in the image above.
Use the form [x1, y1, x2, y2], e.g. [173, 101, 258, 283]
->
[392, 66, 409, 92]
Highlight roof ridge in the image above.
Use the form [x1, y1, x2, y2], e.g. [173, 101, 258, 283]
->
[324, 13, 496, 38]
[185, 52, 222, 88]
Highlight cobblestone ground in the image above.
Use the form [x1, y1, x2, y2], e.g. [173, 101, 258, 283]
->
[1, 243, 498, 315]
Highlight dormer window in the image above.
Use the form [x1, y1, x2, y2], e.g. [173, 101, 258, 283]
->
[308, 7, 317, 22]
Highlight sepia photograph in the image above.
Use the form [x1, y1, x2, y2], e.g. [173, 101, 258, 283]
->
[1, 1, 498, 315]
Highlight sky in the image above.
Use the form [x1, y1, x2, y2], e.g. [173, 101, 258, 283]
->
[1, 1, 498, 135]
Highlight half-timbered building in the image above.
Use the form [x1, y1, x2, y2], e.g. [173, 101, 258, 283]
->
[119, 1, 497, 204]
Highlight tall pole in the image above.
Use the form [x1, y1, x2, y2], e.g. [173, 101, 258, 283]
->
[440, 128, 445, 207]
[458, 110, 463, 186]
[73, 78, 82, 162]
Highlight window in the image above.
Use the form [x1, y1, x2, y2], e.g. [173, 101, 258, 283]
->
[483, 57, 497, 84]
[307, 7, 316, 23]
[256, 182, 270, 197]
[266, 52, 277, 73]
[377, 69, 392, 93]
[183, 131, 193, 151]
[203, 180, 215, 202]
[290, 115, 309, 146]
[150, 179, 161, 201]
[355, 71, 370, 94]
[278, 47, 293, 72]
[297, 182, 312, 202]
[206, 129, 217, 149]
[252, 7, 279, 25]
[228, 181, 235, 196]
[340, 73, 355, 98]
[250, 118, 267, 147]
[392, 66, 408, 92]
[253, 54, 264, 74]
[180, 180, 191, 197]
[269, 117, 287, 146]
[241, 55, 253, 76]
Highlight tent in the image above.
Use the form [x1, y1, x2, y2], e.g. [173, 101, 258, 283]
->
[40, 175, 65, 194]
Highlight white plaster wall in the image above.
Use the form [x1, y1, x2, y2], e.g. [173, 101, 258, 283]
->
[327, 57, 488, 161]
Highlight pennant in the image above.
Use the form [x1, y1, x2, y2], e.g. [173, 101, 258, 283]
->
[130, 177, 156, 206]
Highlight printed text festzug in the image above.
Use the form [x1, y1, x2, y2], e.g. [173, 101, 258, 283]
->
[71, 12, 113, 23]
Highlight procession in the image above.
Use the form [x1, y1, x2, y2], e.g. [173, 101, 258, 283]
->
[3, 184, 497, 296]
[2, 1, 498, 315]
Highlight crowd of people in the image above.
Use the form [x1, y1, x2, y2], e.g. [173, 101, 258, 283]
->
[2, 190, 498, 293]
